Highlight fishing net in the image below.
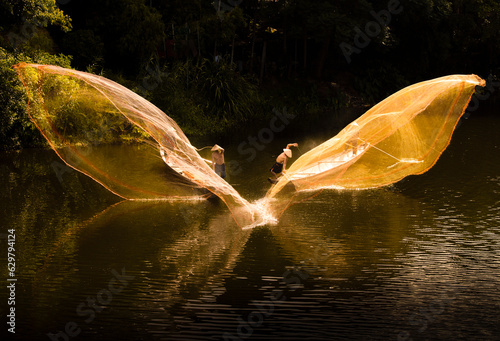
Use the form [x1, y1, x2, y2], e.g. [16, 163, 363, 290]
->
[14, 63, 256, 227]
[14, 63, 485, 227]
[267, 74, 486, 201]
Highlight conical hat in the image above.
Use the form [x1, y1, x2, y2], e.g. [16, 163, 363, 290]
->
[211, 144, 224, 152]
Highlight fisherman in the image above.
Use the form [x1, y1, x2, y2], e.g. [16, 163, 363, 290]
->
[269, 143, 298, 182]
[211, 144, 226, 178]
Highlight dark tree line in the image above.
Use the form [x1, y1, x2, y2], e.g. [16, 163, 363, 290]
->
[1, 0, 499, 149]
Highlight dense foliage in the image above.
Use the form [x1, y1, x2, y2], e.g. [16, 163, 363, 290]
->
[1, 0, 499, 150]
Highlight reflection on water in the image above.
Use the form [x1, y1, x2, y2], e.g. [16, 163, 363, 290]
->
[0, 113, 499, 340]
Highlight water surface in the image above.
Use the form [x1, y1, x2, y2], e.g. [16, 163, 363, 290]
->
[1, 111, 499, 340]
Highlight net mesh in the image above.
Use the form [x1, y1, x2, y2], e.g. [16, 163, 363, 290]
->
[267, 74, 485, 200]
[14, 63, 485, 227]
[14, 63, 256, 227]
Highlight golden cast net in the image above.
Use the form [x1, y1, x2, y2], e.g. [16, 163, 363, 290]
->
[267, 75, 485, 200]
[14, 63, 257, 227]
[14, 63, 484, 227]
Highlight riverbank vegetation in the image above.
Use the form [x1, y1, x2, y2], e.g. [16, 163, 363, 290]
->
[1, 0, 499, 150]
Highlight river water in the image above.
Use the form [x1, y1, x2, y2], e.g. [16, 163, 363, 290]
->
[1, 110, 499, 341]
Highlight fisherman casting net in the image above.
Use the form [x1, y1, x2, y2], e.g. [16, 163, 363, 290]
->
[266, 75, 485, 203]
[14, 63, 257, 227]
[14, 63, 485, 227]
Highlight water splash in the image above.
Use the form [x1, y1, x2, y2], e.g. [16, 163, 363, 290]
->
[241, 198, 279, 230]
